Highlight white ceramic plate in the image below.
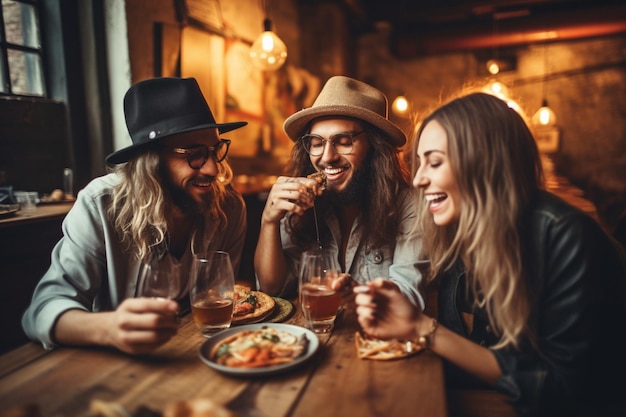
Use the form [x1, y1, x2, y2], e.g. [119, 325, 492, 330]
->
[198, 323, 319, 377]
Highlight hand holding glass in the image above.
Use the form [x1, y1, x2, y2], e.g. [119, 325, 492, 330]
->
[189, 251, 235, 337]
[299, 249, 343, 333]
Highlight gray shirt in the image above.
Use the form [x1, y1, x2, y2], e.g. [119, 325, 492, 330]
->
[278, 189, 426, 308]
[22, 173, 246, 349]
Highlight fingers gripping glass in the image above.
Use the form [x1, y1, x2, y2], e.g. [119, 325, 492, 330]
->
[301, 131, 365, 156]
[172, 139, 231, 169]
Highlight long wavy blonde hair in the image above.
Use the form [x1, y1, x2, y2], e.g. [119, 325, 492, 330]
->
[107, 149, 236, 262]
[412, 92, 544, 349]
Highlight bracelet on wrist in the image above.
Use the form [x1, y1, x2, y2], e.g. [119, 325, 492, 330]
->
[416, 318, 438, 349]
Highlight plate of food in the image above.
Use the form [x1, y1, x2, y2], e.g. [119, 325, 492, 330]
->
[198, 323, 319, 376]
[0, 204, 20, 219]
[231, 284, 277, 325]
[354, 332, 424, 361]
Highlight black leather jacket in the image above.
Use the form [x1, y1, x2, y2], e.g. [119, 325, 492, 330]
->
[438, 191, 626, 416]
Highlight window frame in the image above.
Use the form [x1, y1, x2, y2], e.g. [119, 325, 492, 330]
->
[0, 0, 48, 97]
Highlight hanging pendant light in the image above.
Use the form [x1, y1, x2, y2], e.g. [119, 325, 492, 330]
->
[482, 15, 510, 102]
[249, 0, 287, 71]
[532, 43, 557, 128]
[483, 80, 510, 99]
[532, 99, 557, 127]
[392, 95, 410, 117]
[486, 59, 500, 75]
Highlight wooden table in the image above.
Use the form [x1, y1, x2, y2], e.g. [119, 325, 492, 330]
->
[0, 201, 73, 226]
[0, 304, 448, 417]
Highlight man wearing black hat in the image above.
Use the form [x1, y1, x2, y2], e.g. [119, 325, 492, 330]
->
[22, 77, 248, 354]
[254, 76, 425, 308]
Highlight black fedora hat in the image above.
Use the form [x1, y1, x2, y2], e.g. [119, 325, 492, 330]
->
[106, 77, 247, 165]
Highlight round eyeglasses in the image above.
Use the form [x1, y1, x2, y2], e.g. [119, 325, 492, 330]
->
[301, 130, 365, 156]
[172, 139, 231, 169]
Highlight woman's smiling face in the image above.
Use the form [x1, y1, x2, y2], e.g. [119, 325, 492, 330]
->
[412, 120, 461, 226]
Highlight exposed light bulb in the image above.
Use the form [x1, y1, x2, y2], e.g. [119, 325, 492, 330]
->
[486, 59, 500, 75]
[538, 108, 552, 125]
[392, 95, 409, 116]
[532, 99, 557, 127]
[482, 80, 510, 99]
[250, 19, 287, 71]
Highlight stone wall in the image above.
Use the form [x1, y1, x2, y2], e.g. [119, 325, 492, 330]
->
[357, 27, 626, 230]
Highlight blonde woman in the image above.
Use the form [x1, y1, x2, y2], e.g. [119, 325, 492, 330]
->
[22, 78, 247, 355]
[354, 92, 626, 416]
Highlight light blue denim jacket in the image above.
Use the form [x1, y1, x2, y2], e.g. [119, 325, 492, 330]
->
[21, 173, 246, 349]
[278, 189, 426, 308]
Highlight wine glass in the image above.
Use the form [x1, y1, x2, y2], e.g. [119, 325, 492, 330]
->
[136, 260, 182, 300]
[298, 249, 343, 333]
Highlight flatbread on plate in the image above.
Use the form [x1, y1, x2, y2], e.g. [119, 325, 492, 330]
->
[355, 332, 423, 361]
[231, 284, 276, 325]
[266, 298, 294, 323]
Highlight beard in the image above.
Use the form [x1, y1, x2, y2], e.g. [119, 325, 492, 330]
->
[163, 174, 216, 215]
[325, 163, 370, 206]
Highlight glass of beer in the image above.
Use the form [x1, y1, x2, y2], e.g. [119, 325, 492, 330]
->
[298, 249, 342, 333]
[189, 251, 235, 337]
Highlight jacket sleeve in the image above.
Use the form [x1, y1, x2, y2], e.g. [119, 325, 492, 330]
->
[21, 181, 112, 349]
[492, 208, 626, 415]
[388, 190, 427, 310]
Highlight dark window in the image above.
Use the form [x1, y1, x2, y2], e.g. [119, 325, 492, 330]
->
[0, 0, 45, 97]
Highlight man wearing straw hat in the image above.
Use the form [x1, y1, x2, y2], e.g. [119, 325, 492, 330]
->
[255, 76, 425, 307]
[23, 77, 248, 354]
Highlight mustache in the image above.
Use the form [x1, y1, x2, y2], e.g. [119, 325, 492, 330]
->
[190, 175, 216, 186]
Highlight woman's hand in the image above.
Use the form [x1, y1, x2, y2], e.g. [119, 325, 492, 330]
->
[104, 297, 180, 355]
[353, 278, 420, 340]
[261, 176, 323, 224]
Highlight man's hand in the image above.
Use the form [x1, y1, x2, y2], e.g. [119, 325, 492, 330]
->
[104, 297, 180, 355]
[331, 273, 357, 307]
[261, 176, 324, 224]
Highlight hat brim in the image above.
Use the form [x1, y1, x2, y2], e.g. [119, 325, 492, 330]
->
[284, 105, 406, 147]
[105, 121, 247, 165]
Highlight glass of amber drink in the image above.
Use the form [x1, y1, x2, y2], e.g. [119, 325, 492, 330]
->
[298, 249, 343, 333]
[189, 251, 235, 337]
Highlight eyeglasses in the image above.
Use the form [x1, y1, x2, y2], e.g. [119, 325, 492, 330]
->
[172, 139, 231, 169]
[301, 130, 365, 156]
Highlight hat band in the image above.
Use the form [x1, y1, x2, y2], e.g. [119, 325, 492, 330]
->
[130, 112, 217, 143]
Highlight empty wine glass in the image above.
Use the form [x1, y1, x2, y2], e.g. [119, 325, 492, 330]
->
[136, 260, 182, 300]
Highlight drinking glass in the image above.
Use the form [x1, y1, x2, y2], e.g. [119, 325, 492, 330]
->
[189, 251, 235, 337]
[298, 249, 343, 333]
[136, 260, 182, 300]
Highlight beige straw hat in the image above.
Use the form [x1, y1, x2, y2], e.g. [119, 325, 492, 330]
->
[283, 76, 406, 146]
